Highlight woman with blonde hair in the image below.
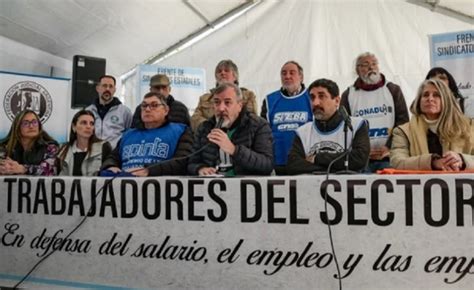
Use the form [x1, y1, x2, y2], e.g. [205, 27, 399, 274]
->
[390, 79, 474, 171]
[0, 109, 59, 175]
[58, 110, 112, 176]
[425, 67, 467, 114]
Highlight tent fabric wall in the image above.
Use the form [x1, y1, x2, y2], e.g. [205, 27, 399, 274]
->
[0, 0, 471, 113]
[158, 0, 473, 112]
[0, 0, 245, 80]
[0, 36, 72, 78]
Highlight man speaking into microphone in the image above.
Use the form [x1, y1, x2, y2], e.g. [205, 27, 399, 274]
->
[286, 79, 370, 174]
[188, 82, 273, 176]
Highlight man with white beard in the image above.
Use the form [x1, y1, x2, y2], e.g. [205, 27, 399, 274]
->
[340, 52, 409, 172]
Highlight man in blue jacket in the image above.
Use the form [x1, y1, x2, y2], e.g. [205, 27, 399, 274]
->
[101, 92, 192, 177]
[260, 61, 313, 174]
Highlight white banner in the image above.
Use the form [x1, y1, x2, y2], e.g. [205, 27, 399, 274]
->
[0, 175, 473, 289]
[121, 65, 206, 113]
[0, 71, 70, 143]
[429, 30, 474, 118]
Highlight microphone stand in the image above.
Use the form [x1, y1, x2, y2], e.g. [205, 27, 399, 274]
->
[336, 120, 358, 175]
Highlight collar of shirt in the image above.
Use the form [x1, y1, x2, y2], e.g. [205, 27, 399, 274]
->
[71, 142, 88, 154]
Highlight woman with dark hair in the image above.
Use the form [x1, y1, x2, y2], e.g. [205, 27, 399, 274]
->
[391, 79, 474, 171]
[0, 109, 59, 175]
[425, 67, 465, 113]
[58, 110, 112, 176]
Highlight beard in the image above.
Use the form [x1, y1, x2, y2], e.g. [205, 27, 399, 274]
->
[360, 71, 381, 85]
[100, 91, 112, 102]
[216, 116, 231, 129]
[313, 108, 325, 120]
[282, 83, 301, 95]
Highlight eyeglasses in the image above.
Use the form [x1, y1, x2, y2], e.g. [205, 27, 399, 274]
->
[21, 119, 39, 128]
[141, 103, 164, 110]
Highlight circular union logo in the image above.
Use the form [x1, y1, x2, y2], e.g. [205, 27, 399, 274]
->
[110, 115, 119, 124]
[3, 81, 53, 123]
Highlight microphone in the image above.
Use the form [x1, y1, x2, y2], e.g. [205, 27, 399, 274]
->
[215, 117, 224, 129]
[339, 106, 353, 131]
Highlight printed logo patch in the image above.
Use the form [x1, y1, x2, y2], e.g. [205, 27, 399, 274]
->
[4, 81, 53, 123]
[110, 115, 120, 124]
[309, 141, 344, 155]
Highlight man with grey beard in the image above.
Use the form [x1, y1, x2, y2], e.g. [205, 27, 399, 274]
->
[287, 79, 369, 174]
[188, 82, 273, 176]
[261, 61, 313, 175]
[340, 52, 409, 172]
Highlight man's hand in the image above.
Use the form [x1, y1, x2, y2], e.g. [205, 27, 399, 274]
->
[207, 129, 236, 155]
[129, 168, 149, 177]
[107, 166, 122, 173]
[305, 154, 315, 163]
[198, 167, 218, 176]
[369, 146, 390, 160]
[379, 146, 390, 159]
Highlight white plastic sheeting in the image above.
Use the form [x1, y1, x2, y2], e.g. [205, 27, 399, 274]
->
[0, 0, 247, 79]
[0, 35, 72, 77]
[159, 0, 473, 111]
[0, 0, 472, 111]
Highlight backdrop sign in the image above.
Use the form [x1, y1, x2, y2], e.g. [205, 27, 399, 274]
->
[121, 65, 206, 113]
[429, 30, 474, 117]
[0, 175, 473, 289]
[0, 72, 69, 143]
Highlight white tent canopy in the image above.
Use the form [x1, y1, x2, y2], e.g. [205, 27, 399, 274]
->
[0, 0, 253, 78]
[0, 0, 472, 110]
[158, 0, 473, 108]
